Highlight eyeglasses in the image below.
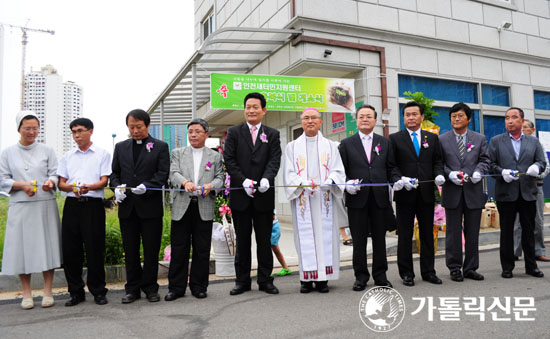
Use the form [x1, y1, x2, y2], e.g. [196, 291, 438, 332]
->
[71, 129, 90, 135]
[450, 113, 467, 120]
[21, 127, 39, 132]
[301, 116, 321, 121]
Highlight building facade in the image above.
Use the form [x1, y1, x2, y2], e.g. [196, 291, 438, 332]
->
[24, 65, 83, 158]
[150, 0, 550, 219]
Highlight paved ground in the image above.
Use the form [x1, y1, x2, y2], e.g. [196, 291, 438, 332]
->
[1, 245, 549, 339]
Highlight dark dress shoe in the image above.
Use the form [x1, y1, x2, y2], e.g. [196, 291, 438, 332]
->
[191, 291, 207, 299]
[229, 285, 251, 295]
[164, 292, 184, 301]
[259, 283, 279, 294]
[450, 270, 464, 282]
[535, 256, 550, 262]
[374, 280, 393, 288]
[501, 271, 513, 278]
[300, 281, 313, 293]
[65, 294, 85, 307]
[464, 271, 484, 281]
[121, 293, 141, 304]
[526, 268, 544, 278]
[146, 292, 161, 302]
[402, 276, 415, 287]
[514, 256, 520, 261]
[315, 281, 329, 293]
[352, 281, 367, 291]
[422, 274, 442, 285]
[94, 295, 108, 305]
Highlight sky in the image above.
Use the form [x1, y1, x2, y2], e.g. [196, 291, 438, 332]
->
[0, 0, 195, 153]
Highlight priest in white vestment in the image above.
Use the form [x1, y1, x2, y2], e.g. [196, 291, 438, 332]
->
[283, 108, 346, 293]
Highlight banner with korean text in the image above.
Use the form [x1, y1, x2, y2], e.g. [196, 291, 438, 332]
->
[211, 73, 355, 113]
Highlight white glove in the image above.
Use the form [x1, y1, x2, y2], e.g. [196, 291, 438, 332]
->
[449, 171, 463, 186]
[303, 179, 318, 195]
[502, 169, 518, 183]
[320, 178, 333, 191]
[392, 179, 404, 191]
[258, 178, 270, 193]
[243, 178, 257, 197]
[435, 175, 445, 186]
[402, 176, 417, 191]
[115, 184, 127, 203]
[345, 179, 361, 195]
[527, 164, 540, 177]
[131, 183, 147, 195]
[471, 171, 482, 184]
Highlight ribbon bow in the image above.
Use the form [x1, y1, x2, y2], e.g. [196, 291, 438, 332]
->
[219, 204, 231, 217]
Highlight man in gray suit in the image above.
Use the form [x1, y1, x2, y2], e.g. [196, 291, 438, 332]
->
[439, 103, 490, 282]
[489, 107, 546, 279]
[513, 119, 550, 262]
[165, 119, 224, 301]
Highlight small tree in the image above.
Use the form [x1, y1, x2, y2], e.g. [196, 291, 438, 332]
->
[403, 91, 438, 123]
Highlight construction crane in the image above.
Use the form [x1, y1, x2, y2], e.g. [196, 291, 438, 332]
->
[0, 22, 55, 109]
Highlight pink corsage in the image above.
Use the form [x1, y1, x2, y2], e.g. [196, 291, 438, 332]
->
[466, 143, 474, 152]
[422, 137, 429, 149]
[374, 143, 381, 155]
[260, 132, 268, 143]
[205, 161, 212, 171]
[146, 142, 154, 152]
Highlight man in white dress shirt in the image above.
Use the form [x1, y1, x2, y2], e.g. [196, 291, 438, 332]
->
[58, 118, 111, 306]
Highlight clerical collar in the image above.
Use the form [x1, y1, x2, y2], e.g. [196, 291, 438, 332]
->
[191, 146, 204, 152]
[135, 139, 143, 144]
[305, 134, 318, 141]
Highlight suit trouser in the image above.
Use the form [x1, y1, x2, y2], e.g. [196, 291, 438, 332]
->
[396, 196, 435, 279]
[444, 194, 482, 274]
[120, 209, 163, 295]
[497, 197, 537, 272]
[348, 190, 388, 283]
[233, 205, 273, 286]
[62, 197, 107, 297]
[168, 200, 212, 295]
[513, 186, 546, 257]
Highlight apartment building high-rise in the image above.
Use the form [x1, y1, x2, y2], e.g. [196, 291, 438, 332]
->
[23, 65, 82, 158]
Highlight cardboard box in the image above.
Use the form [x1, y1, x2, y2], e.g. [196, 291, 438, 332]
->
[490, 209, 500, 229]
[480, 209, 492, 228]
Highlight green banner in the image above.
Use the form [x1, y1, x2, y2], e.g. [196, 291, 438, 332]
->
[211, 73, 355, 112]
[345, 101, 363, 137]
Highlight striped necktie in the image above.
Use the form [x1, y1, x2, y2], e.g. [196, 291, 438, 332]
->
[458, 135, 465, 159]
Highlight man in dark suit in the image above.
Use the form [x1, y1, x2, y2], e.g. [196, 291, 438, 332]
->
[489, 107, 546, 279]
[223, 92, 281, 295]
[390, 101, 445, 287]
[111, 109, 170, 303]
[439, 103, 490, 282]
[339, 104, 399, 290]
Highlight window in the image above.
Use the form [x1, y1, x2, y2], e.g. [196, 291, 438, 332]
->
[398, 75, 478, 103]
[398, 74, 511, 142]
[482, 84, 509, 106]
[202, 9, 215, 41]
[535, 91, 550, 110]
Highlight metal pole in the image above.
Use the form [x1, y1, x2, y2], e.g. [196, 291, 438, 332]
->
[160, 100, 165, 141]
[192, 63, 197, 119]
[20, 30, 27, 110]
